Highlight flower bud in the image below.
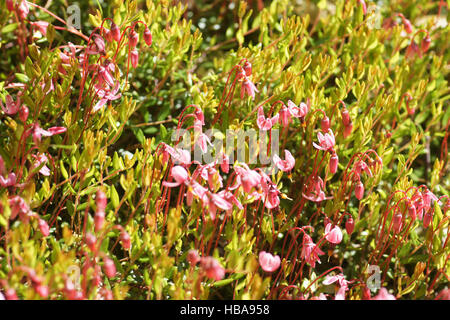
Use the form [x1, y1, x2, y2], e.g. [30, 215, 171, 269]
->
[104, 29, 113, 42]
[120, 230, 131, 250]
[96, 190, 107, 212]
[6, 0, 14, 12]
[103, 257, 116, 278]
[35, 284, 49, 298]
[423, 211, 432, 228]
[402, 18, 413, 34]
[393, 213, 402, 233]
[187, 249, 200, 266]
[362, 286, 371, 300]
[85, 233, 97, 251]
[17, 0, 29, 20]
[421, 35, 431, 53]
[341, 108, 351, 126]
[4, 288, 18, 300]
[131, 49, 139, 68]
[343, 122, 353, 138]
[94, 210, 105, 232]
[408, 204, 417, 220]
[38, 219, 50, 237]
[321, 116, 330, 132]
[355, 181, 364, 200]
[144, 27, 152, 46]
[243, 61, 252, 77]
[19, 105, 29, 122]
[329, 152, 338, 174]
[129, 29, 139, 48]
[345, 216, 355, 235]
[111, 23, 120, 42]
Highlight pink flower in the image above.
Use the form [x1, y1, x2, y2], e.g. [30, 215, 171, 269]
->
[301, 234, 324, 268]
[235, 164, 261, 194]
[32, 153, 51, 176]
[243, 61, 252, 76]
[196, 133, 212, 153]
[17, 0, 29, 20]
[241, 77, 259, 100]
[323, 273, 348, 289]
[313, 129, 335, 152]
[168, 147, 191, 166]
[287, 100, 309, 119]
[9, 196, 30, 223]
[30, 123, 67, 145]
[335, 286, 346, 300]
[219, 153, 230, 173]
[163, 165, 189, 188]
[0, 172, 16, 188]
[354, 160, 373, 178]
[273, 150, 295, 172]
[206, 192, 233, 220]
[257, 106, 279, 131]
[1, 95, 21, 115]
[32, 21, 49, 35]
[258, 251, 281, 272]
[302, 176, 332, 203]
[200, 257, 225, 281]
[187, 250, 200, 266]
[92, 82, 122, 113]
[372, 288, 396, 300]
[325, 223, 343, 244]
[321, 116, 330, 132]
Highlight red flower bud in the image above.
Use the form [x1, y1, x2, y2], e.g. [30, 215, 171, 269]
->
[423, 211, 433, 228]
[131, 49, 139, 68]
[144, 27, 152, 46]
[96, 190, 107, 212]
[187, 249, 200, 266]
[129, 29, 139, 48]
[402, 18, 413, 34]
[329, 152, 339, 174]
[408, 204, 417, 220]
[421, 35, 431, 53]
[321, 116, 330, 132]
[355, 181, 364, 200]
[6, 0, 14, 12]
[94, 210, 105, 232]
[341, 108, 351, 126]
[343, 122, 353, 138]
[103, 257, 116, 278]
[362, 286, 371, 300]
[19, 105, 29, 122]
[243, 61, 252, 77]
[120, 230, 131, 250]
[346, 216, 355, 235]
[4, 288, 18, 300]
[111, 23, 120, 42]
[104, 29, 113, 42]
[38, 218, 50, 237]
[35, 284, 49, 298]
[393, 213, 403, 233]
[85, 233, 97, 251]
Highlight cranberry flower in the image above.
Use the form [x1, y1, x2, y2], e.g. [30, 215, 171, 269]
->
[258, 251, 281, 272]
[301, 234, 325, 268]
[162, 166, 189, 188]
[30, 123, 67, 145]
[257, 106, 279, 131]
[241, 76, 259, 100]
[325, 223, 343, 244]
[313, 129, 336, 152]
[92, 82, 122, 113]
[200, 257, 225, 281]
[273, 150, 295, 172]
[372, 288, 396, 300]
[0, 95, 21, 115]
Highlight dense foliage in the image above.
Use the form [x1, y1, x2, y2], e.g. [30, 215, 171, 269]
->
[0, 0, 449, 300]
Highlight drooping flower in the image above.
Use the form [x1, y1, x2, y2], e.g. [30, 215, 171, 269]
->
[372, 288, 396, 300]
[103, 257, 116, 278]
[1, 95, 21, 115]
[17, 0, 29, 20]
[32, 153, 51, 176]
[313, 129, 336, 152]
[31, 21, 50, 36]
[92, 82, 122, 113]
[329, 152, 339, 174]
[187, 249, 200, 266]
[287, 100, 309, 119]
[200, 256, 225, 281]
[0, 172, 16, 188]
[38, 219, 50, 237]
[325, 223, 343, 244]
[130, 49, 139, 68]
[273, 150, 295, 172]
[163, 166, 189, 188]
[354, 180, 364, 200]
[323, 273, 349, 289]
[30, 123, 67, 145]
[110, 23, 121, 42]
[301, 234, 325, 268]
[129, 29, 139, 48]
[258, 251, 281, 272]
[144, 27, 152, 46]
[234, 164, 261, 194]
[257, 106, 279, 131]
[9, 196, 31, 223]
[240, 76, 259, 100]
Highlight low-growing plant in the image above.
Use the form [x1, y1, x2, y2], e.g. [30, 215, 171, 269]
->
[0, 0, 449, 300]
